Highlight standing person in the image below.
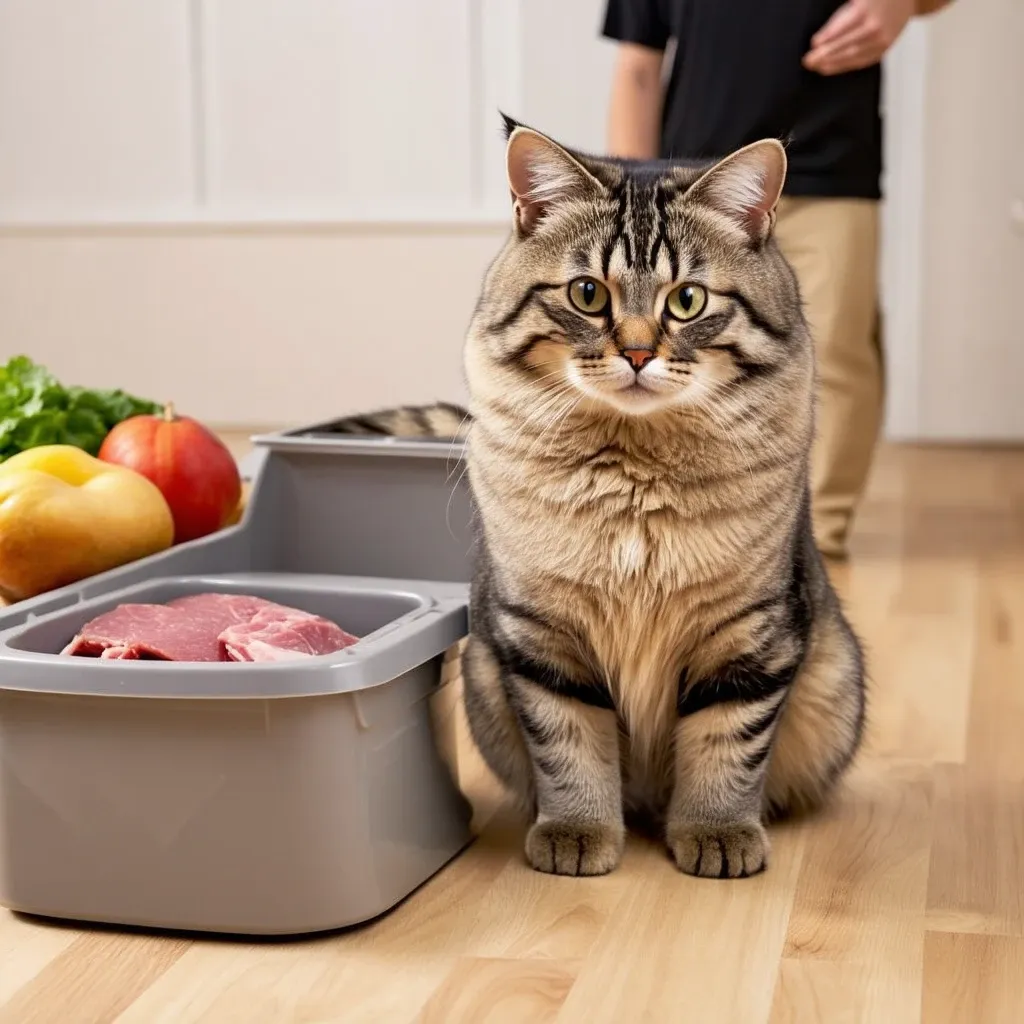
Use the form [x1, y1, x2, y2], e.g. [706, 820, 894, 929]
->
[603, 0, 951, 559]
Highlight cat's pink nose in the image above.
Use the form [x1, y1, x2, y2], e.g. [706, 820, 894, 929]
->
[622, 349, 655, 371]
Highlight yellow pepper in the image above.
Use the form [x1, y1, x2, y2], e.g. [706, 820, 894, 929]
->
[0, 445, 174, 602]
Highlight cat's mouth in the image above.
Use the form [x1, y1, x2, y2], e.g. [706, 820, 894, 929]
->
[617, 380, 658, 398]
[567, 360, 679, 414]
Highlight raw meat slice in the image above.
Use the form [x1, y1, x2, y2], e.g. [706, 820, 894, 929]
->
[168, 593, 277, 624]
[60, 601, 228, 662]
[99, 646, 140, 660]
[63, 637, 109, 658]
[61, 592, 359, 663]
[219, 607, 358, 662]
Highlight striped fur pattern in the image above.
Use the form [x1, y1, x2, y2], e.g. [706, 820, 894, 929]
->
[355, 118, 866, 879]
[324, 402, 470, 440]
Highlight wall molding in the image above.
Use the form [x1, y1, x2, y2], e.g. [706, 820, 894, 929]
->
[0, 209, 511, 236]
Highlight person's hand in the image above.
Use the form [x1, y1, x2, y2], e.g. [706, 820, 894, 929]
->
[803, 0, 914, 75]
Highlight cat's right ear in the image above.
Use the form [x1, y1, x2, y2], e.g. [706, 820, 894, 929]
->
[505, 124, 603, 236]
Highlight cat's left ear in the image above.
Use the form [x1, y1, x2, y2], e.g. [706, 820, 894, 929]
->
[505, 123, 604, 236]
[686, 140, 787, 245]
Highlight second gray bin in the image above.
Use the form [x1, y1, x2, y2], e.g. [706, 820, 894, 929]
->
[0, 422, 477, 935]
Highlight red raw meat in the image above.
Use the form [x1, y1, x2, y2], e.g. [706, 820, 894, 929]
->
[220, 606, 358, 662]
[100, 646, 141, 660]
[60, 602, 226, 661]
[167, 593, 276, 623]
[61, 593, 358, 663]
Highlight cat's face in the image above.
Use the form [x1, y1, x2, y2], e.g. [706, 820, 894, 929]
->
[468, 121, 807, 423]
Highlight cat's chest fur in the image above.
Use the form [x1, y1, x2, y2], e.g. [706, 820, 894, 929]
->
[479, 443, 758, 593]
[473, 446, 771, 759]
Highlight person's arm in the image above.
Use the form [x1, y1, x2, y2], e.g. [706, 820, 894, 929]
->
[607, 43, 665, 160]
[601, 0, 671, 158]
[804, 0, 954, 76]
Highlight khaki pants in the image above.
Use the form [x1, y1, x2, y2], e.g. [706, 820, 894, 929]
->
[774, 197, 883, 558]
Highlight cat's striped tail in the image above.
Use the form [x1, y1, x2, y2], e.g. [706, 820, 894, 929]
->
[323, 402, 471, 441]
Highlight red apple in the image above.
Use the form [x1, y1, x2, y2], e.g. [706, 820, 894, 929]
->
[98, 403, 242, 544]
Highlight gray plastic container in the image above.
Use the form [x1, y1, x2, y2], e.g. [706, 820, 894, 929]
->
[0, 421, 477, 935]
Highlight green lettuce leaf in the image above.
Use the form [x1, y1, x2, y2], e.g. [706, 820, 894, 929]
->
[0, 356, 162, 462]
[66, 386, 161, 430]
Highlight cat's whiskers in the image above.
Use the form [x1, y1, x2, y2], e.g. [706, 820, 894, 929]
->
[516, 389, 581, 463]
[687, 378, 759, 492]
[529, 391, 588, 464]
[704, 378, 791, 467]
[447, 375, 573, 530]
[445, 457, 473, 542]
[470, 372, 570, 457]
[445, 406, 476, 478]
[489, 374, 577, 459]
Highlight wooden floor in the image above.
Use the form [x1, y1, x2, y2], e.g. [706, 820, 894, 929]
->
[3, 442, 1024, 1023]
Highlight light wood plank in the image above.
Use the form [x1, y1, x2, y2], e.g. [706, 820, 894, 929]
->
[417, 958, 577, 1024]
[0, 932, 189, 1024]
[778, 759, 933, 1023]
[921, 932, 1024, 1024]
[770, 961, 869, 1024]
[0, 915, 78, 1004]
[839, 557, 978, 763]
[925, 765, 1024, 939]
[556, 827, 807, 1024]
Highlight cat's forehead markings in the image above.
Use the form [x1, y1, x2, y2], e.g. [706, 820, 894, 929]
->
[618, 274, 662, 315]
[599, 176, 661, 281]
[600, 181, 629, 278]
[605, 244, 640, 281]
[624, 176, 657, 267]
[647, 240, 676, 281]
[650, 180, 680, 279]
[562, 172, 691, 283]
[571, 243, 592, 268]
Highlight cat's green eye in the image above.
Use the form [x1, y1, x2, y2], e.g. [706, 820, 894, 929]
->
[568, 277, 610, 316]
[666, 283, 708, 322]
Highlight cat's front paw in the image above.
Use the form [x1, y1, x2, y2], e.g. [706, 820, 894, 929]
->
[525, 820, 624, 877]
[667, 821, 768, 879]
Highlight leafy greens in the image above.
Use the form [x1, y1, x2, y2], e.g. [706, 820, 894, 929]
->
[0, 355, 161, 462]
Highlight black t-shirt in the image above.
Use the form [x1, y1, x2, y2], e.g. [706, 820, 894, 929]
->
[602, 0, 882, 199]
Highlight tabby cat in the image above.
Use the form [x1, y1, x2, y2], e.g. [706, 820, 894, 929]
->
[341, 117, 865, 879]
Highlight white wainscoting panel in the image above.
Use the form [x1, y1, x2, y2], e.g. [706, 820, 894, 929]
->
[202, 0, 475, 218]
[0, 0, 195, 222]
[477, 0, 616, 213]
[517, 0, 616, 154]
[477, 0, 524, 214]
[0, 0, 618, 225]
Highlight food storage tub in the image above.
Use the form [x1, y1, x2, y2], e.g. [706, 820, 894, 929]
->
[0, 419, 476, 935]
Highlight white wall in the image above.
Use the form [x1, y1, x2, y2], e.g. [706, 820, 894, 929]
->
[0, 226, 506, 424]
[1, 0, 1016, 438]
[882, 0, 1024, 441]
[914, 0, 1024, 441]
[0, 0, 615, 227]
[0, 0, 195, 222]
[0, 0, 616, 426]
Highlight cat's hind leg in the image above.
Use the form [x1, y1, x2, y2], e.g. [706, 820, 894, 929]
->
[763, 612, 866, 818]
[462, 634, 536, 814]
